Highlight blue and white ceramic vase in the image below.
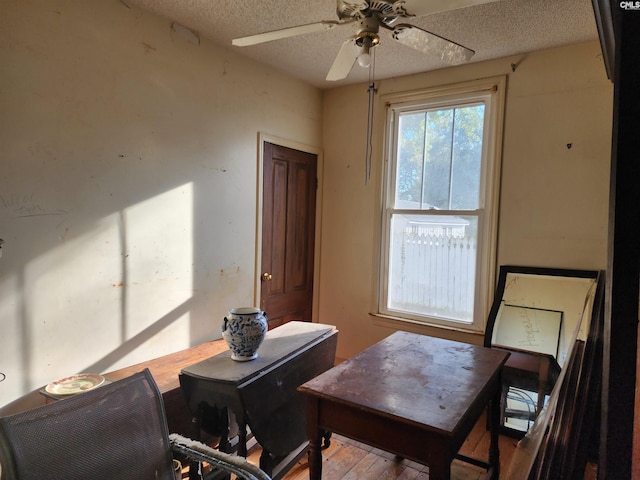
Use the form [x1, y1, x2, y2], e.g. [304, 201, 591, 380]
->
[221, 307, 268, 361]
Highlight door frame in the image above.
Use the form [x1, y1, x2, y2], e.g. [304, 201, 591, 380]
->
[254, 132, 324, 322]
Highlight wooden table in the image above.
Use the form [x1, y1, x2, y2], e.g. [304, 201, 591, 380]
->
[498, 347, 561, 434]
[180, 321, 338, 479]
[0, 339, 229, 437]
[298, 331, 510, 480]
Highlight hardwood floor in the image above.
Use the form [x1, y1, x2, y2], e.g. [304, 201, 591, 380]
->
[192, 409, 599, 479]
[246, 412, 521, 480]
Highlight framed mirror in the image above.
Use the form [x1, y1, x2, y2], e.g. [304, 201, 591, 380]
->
[484, 266, 599, 436]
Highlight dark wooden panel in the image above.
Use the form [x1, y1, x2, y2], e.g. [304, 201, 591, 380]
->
[602, 7, 640, 479]
[270, 159, 288, 295]
[261, 143, 317, 328]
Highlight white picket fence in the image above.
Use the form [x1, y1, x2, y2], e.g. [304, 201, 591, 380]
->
[389, 229, 477, 321]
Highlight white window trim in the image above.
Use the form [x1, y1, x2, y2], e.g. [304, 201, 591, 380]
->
[376, 76, 506, 333]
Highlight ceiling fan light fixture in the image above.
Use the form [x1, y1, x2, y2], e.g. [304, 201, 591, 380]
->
[357, 36, 374, 67]
[355, 32, 379, 68]
[357, 49, 372, 68]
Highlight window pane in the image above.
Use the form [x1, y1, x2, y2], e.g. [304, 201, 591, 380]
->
[424, 109, 453, 209]
[387, 213, 478, 323]
[395, 105, 485, 211]
[451, 105, 484, 210]
[395, 112, 427, 208]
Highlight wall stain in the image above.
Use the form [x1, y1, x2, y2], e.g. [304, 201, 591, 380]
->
[59, 226, 70, 241]
[142, 42, 156, 54]
[0, 193, 68, 219]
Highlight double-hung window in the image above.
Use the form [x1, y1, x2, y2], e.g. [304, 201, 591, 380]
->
[379, 76, 505, 331]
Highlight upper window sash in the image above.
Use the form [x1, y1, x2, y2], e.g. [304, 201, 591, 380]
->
[378, 76, 506, 332]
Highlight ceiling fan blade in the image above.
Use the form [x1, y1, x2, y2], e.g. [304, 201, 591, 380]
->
[392, 24, 474, 65]
[232, 21, 342, 47]
[326, 39, 359, 81]
[395, 0, 500, 17]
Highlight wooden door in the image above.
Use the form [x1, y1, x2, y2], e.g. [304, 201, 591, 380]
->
[260, 142, 317, 329]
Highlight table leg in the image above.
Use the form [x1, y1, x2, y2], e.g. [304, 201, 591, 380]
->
[308, 435, 322, 480]
[537, 358, 550, 415]
[306, 397, 322, 480]
[189, 413, 203, 480]
[322, 430, 332, 449]
[237, 418, 248, 457]
[427, 462, 451, 480]
[489, 380, 501, 480]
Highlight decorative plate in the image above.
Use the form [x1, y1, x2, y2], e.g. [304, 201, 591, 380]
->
[45, 374, 105, 395]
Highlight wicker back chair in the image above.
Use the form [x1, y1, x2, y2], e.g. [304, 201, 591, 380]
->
[0, 369, 270, 480]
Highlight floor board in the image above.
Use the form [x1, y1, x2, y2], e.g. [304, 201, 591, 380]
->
[245, 412, 519, 480]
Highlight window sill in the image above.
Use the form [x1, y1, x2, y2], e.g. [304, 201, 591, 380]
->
[370, 312, 485, 343]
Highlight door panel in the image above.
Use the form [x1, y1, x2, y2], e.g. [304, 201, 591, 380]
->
[261, 142, 317, 329]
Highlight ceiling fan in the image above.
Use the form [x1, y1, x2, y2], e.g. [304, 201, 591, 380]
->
[232, 0, 499, 81]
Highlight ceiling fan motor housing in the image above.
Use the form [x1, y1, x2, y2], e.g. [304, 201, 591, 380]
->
[356, 15, 381, 46]
[337, 1, 398, 21]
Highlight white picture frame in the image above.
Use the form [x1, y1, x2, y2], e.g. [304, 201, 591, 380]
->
[491, 303, 563, 358]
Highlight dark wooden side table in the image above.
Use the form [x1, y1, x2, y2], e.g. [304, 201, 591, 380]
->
[498, 347, 561, 435]
[299, 331, 510, 480]
[179, 321, 337, 480]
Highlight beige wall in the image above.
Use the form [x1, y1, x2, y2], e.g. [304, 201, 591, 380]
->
[0, 0, 323, 405]
[0, 0, 613, 405]
[320, 41, 612, 361]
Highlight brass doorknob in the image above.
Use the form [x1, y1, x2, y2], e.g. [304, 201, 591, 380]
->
[261, 272, 273, 281]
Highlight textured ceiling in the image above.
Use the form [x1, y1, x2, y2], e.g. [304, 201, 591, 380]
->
[123, 0, 600, 89]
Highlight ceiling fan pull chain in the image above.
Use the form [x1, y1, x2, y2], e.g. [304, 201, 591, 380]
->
[365, 84, 374, 184]
[365, 51, 377, 185]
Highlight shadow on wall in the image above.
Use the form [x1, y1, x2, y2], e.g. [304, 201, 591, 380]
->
[82, 297, 197, 374]
[1, 182, 211, 405]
